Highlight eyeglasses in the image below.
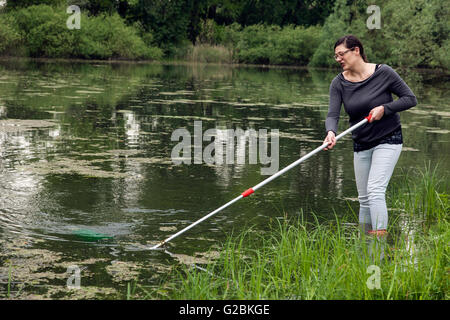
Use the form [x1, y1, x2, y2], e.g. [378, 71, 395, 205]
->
[334, 47, 354, 60]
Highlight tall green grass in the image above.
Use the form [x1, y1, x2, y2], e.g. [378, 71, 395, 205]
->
[389, 163, 448, 224]
[129, 165, 448, 300]
[160, 220, 448, 300]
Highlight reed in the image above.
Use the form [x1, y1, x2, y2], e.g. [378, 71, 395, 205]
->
[190, 44, 234, 64]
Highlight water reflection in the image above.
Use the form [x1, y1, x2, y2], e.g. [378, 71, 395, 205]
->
[120, 110, 141, 148]
[0, 105, 6, 118]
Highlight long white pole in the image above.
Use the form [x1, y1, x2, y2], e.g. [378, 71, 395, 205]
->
[150, 116, 371, 250]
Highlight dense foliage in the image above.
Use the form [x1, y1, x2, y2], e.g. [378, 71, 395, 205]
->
[0, 0, 448, 69]
[309, 0, 450, 69]
[1, 4, 162, 59]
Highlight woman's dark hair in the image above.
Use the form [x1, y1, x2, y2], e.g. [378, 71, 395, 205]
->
[334, 35, 368, 62]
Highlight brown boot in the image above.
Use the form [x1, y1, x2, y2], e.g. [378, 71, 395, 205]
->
[368, 229, 388, 237]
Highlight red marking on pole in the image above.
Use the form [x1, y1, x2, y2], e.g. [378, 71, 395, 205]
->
[365, 114, 372, 122]
[241, 188, 254, 197]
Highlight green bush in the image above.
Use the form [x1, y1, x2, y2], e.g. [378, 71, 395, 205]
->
[232, 24, 322, 65]
[78, 13, 163, 60]
[4, 4, 163, 60]
[434, 39, 450, 70]
[0, 14, 22, 55]
[18, 6, 79, 58]
[269, 25, 321, 65]
[235, 24, 273, 64]
[382, 0, 449, 69]
[221, 22, 243, 48]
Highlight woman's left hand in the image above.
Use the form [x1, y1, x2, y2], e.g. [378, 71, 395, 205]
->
[369, 105, 385, 122]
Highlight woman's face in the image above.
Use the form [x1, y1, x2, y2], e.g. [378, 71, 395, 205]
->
[334, 44, 358, 71]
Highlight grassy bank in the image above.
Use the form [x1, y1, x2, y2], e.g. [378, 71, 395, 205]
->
[129, 165, 448, 300]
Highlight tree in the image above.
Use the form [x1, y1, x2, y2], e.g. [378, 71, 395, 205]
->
[5, 0, 65, 10]
[127, 0, 193, 53]
[236, 0, 335, 27]
[70, 0, 118, 15]
[309, 0, 449, 70]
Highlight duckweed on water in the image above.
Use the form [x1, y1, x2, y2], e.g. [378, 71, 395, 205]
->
[0, 119, 56, 133]
[106, 261, 142, 283]
[14, 154, 173, 178]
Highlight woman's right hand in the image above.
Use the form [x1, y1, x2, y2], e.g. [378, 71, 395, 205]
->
[323, 131, 336, 150]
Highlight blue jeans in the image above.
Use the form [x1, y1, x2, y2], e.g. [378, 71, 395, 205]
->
[354, 143, 402, 231]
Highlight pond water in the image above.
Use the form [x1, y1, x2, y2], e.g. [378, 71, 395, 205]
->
[0, 59, 448, 299]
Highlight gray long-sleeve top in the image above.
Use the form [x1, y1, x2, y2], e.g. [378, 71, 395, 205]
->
[325, 64, 417, 144]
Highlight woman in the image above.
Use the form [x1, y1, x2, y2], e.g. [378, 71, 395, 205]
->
[323, 35, 417, 236]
